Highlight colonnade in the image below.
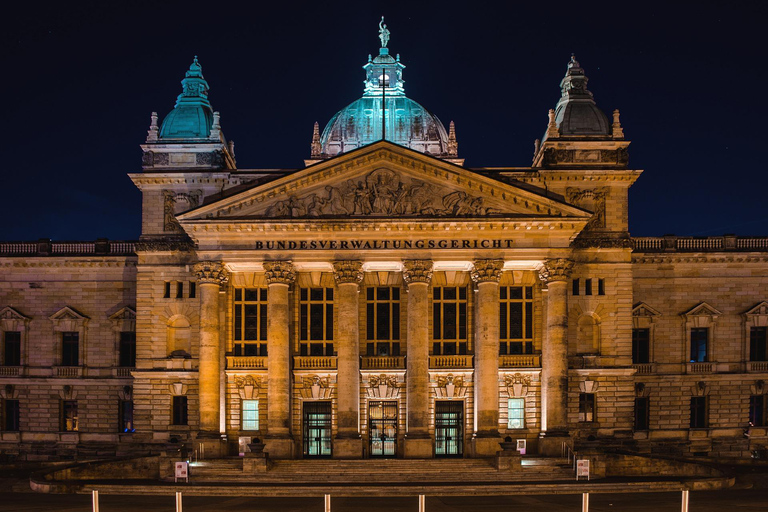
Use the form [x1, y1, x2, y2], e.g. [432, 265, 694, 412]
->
[192, 257, 572, 458]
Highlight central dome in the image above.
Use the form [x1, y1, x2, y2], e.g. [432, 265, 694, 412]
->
[312, 20, 458, 161]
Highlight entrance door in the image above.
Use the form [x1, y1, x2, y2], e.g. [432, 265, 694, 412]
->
[435, 400, 463, 457]
[368, 401, 397, 457]
[303, 401, 332, 458]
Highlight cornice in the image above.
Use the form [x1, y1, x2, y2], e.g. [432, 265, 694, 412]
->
[0, 259, 137, 268]
[632, 254, 768, 264]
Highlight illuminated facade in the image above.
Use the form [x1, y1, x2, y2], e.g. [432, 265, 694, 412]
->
[1, 27, 768, 462]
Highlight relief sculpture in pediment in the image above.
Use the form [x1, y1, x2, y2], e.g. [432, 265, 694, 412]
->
[264, 168, 499, 218]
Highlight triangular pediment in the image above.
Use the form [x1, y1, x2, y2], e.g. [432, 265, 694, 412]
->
[0, 306, 30, 322]
[49, 306, 89, 322]
[178, 142, 590, 223]
[632, 302, 661, 317]
[744, 301, 768, 317]
[681, 302, 721, 319]
[109, 306, 136, 321]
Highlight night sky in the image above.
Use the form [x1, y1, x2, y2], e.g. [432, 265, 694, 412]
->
[2, 1, 766, 241]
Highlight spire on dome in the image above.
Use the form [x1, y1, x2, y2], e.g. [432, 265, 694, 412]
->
[159, 56, 215, 139]
[447, 121, 458, 156]
[310, 121, 322, 157]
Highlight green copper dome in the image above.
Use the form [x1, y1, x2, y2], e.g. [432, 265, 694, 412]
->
[159, 57, 214, 139]
[315, 20, 457, 159]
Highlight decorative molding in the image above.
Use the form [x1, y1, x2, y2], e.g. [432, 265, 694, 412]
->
[435, 374, 467, 399]
[301, 375, 332, 399]
[744, 301, 768, 318]
[193, 261, 228, 286]
[134, 239, 195, 252]
[571, 235, 633, 249]
[263, 260, 296, 285]
[538, 258, 573, 284]
[163, 190, 202, 232]
[567, 187, 608, 230]
[235, 375, 261, 400]
[471, 259, 504, 283]
[681, 302, 721, 321]
[0, 306, 30, 323]
[367, 374, 399, 398]
[109, 306, 136, 333]
[750, 380, 766, 396]
[169, 382, 188, 396]
[504, 373, 531, 397]
[402, 259, 433, 284]
[633, 302, 661, 319]
[332, 260, 364, 284]
[690, 381, 709, 397]
[49, 306, 89, 331]
[579, 380, 599, 394]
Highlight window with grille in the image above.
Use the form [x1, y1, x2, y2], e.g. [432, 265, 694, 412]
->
[300, 288, 334, 356]
[690, 328, 708, 362]
[507, 398, 525, 429]
[242, 399, 259, 430]
[634, 397, 649, 430]
[432, 287, 467, 355]
[750, 327, 768, 362]
[499, 286, 533, 355]
[233, 288, 268, 356]
[690, 396, 708, 428]
[579, 393, 596, 422]
[3, 331, 20, 366]
[172, 396, 188, 425]
[119, 331, 136, 367]
[632, 328, 650, 364]
[366, 287, 401, 357]
[61, 400, 78, 431]
[61, 332, 79, 366]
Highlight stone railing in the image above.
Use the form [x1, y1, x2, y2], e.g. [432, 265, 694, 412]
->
[747, 361, 768, 373]
[113, 367, 134, 378]
[53, 366, 83, 378]
[0, 239, 136, 256]
[361, 356, 406, 370]
[632, 363, 655, 375]
[227, 356, 268, 370]
[499, 354, 541, 368]
[294, 356, 337, 370]
[429, 355, 473, 369]
[0, 366, 22, 377]
[686, 362, 714, 374]
[632, 236, 768, 253]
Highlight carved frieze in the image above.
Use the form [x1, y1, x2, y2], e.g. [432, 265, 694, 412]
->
[435, 374, 467, 399]
[263, 168, 499, 218]
[302, 375, 332, 399]
[504, 373, 532, 397]
[263, 261, 296, 285]
[471, 259, 504, 283]
[402, 259, 433, 284]
[538, 258, 574, 284]
[571, 235, 633, 249]
[567, 187, 607, 231]
[235, 375, 261, 400]
[193, 261, 228, 286]
[163, 190, 202, 232]
[367, 374, 399, 399]
[134, 239, 195, 252]
[332, 260, 364, 284]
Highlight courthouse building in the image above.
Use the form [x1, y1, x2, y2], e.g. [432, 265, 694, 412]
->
[1, 27, 768, 462]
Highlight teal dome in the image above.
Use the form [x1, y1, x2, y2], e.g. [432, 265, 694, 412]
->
[159, 57, 214, 139]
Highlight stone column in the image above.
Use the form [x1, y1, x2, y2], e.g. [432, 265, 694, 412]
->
[263, 261, 296, 459]
[332, 260, 364, 458]
[193, 261, 228, 443]
[403, 259, 433, 458]
[538, 258, 573, 455]
[471, 259, 504, 456]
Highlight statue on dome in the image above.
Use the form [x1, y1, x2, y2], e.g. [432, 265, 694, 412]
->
[379, 17, 390, 48]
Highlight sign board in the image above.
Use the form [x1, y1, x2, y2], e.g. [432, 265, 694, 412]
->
[175, 461, 189, 483]
[576, 459, 590, 480]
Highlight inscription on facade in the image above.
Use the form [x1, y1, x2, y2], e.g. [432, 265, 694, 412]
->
[253, 239, 515, 250]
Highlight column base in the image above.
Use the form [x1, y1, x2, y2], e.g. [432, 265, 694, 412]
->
[333, 435, 363, 459]
[264, 436, 295, 459]
[194, 432, 227, 459]
[404, 433, 433, 458]
[538, 430, 570, 457]
[472, 433, 503, 457]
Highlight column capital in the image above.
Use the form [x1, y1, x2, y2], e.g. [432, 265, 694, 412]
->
[538, 258, 574, 284]
[402, 259, 433, 285]
[471, 259, 504, 283]
[193, 261, 228, 286]
[332, 260, 364, 284]
[263, 260, 296, 285]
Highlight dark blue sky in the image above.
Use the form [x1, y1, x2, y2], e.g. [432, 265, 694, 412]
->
[2, 0, 766, 241]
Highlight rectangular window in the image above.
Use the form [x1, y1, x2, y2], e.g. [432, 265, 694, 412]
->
[3, 399, 20, 431]
[507, 398, 525, 429]
[750, 327, 768, 362]
[634, 397, 650, 430]
[365, 287, 401, 357]
[299, 288, 334, 356]
[172, 396, 188, 425]
[584, 278, 593, 296]
[233, 288, 268, 357]
[598, 278, 605, 296]
[189, 282, 196, 299]
[572, 279, 579, 296]
[242, 399, 259, 430]
[61, 400, 78, 431]
[690, 396, 708, 428]
[119, 331, 136, 367]
[578, 393, 596, 422]
[61, 332, 79, 366]
[750, 395, 767, 427]
[632, 328, 650, 364]
[164, 282, 171, 298]
[119, 400, 134, 433]
[499, 286, 534, 355]
[3, 331, 21, 366]
[432, 287, 468, 355]
[176, 281, 184, 299]
[690, 328, 708, 362]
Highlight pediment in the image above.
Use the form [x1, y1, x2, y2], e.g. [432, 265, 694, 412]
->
[632, 302, 661, 317]
[109, 306, 136, 321]
[49, 306, 89, 322]
[0, 306, 30, 322]
[178, 142, 590, 223]
[681, 302, 721, 319]
[744, 301, 768, 317]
